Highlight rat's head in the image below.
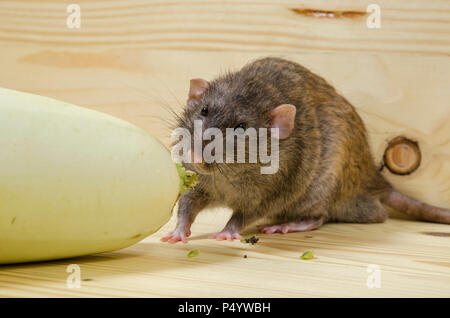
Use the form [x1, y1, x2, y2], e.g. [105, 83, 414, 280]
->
[175, 73, 296, 176]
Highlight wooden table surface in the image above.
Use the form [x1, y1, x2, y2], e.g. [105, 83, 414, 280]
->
[0, 0, 449, 297]
[0, 210, 449, 297]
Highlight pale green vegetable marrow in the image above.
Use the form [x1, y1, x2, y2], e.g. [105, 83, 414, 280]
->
[0, 88, 196, 264]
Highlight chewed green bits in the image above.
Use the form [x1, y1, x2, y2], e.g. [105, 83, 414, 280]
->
[300, 250, 314, 260]
[176, 163, 199, 195]
[187, 249, 199, 258]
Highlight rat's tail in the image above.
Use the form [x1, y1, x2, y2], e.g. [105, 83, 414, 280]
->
[381, 189, 450, 224]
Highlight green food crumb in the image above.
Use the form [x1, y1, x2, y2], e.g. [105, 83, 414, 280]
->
[176, 163, 199, 194]
[11, 217, 16, 225]
[187, 249, 199, 258]
[300, 250, 314, 260]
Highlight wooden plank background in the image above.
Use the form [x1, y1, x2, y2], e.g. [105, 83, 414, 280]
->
[0, 0, 449, 297]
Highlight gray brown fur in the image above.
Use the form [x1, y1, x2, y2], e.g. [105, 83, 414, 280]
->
[174, 57, 450, 236]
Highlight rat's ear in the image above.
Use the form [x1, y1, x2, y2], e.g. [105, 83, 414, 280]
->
[269, 104, 297, 139]
[187, 78, 210, 110]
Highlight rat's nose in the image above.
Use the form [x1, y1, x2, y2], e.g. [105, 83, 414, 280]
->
[187, 148, 203, 163]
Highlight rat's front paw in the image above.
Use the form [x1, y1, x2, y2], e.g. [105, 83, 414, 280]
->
[209, 231, 242, 241]
[161, 228, 191, 244]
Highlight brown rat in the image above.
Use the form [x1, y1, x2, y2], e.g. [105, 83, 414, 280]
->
[161, 57, 450, 243]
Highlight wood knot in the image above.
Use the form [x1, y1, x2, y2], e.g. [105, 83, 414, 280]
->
[383, 137, 421, 175]
[290, 8, 366, 19]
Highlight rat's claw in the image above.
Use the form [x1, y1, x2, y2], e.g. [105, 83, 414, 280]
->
[209, 231, 242, 241]
[160, 230, 174, 242]
[161, 228, 191, 244]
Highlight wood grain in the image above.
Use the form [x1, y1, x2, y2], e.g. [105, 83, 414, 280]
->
[1, 0, 449, 55]
[0, 0, 449, 297]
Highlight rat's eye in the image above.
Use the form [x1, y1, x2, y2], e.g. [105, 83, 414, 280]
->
[201, 106, 208, 116]
[234, 123, 246, 131]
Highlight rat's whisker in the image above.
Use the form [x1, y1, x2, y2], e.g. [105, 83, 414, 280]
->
[221, 162, 239, 177]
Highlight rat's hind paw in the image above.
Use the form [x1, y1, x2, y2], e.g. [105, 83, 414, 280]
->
[260, 218, 323, 234]
[209, 231, 242, 241]
[161, 228, 191, 244]
[260, 224, 291, 234]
